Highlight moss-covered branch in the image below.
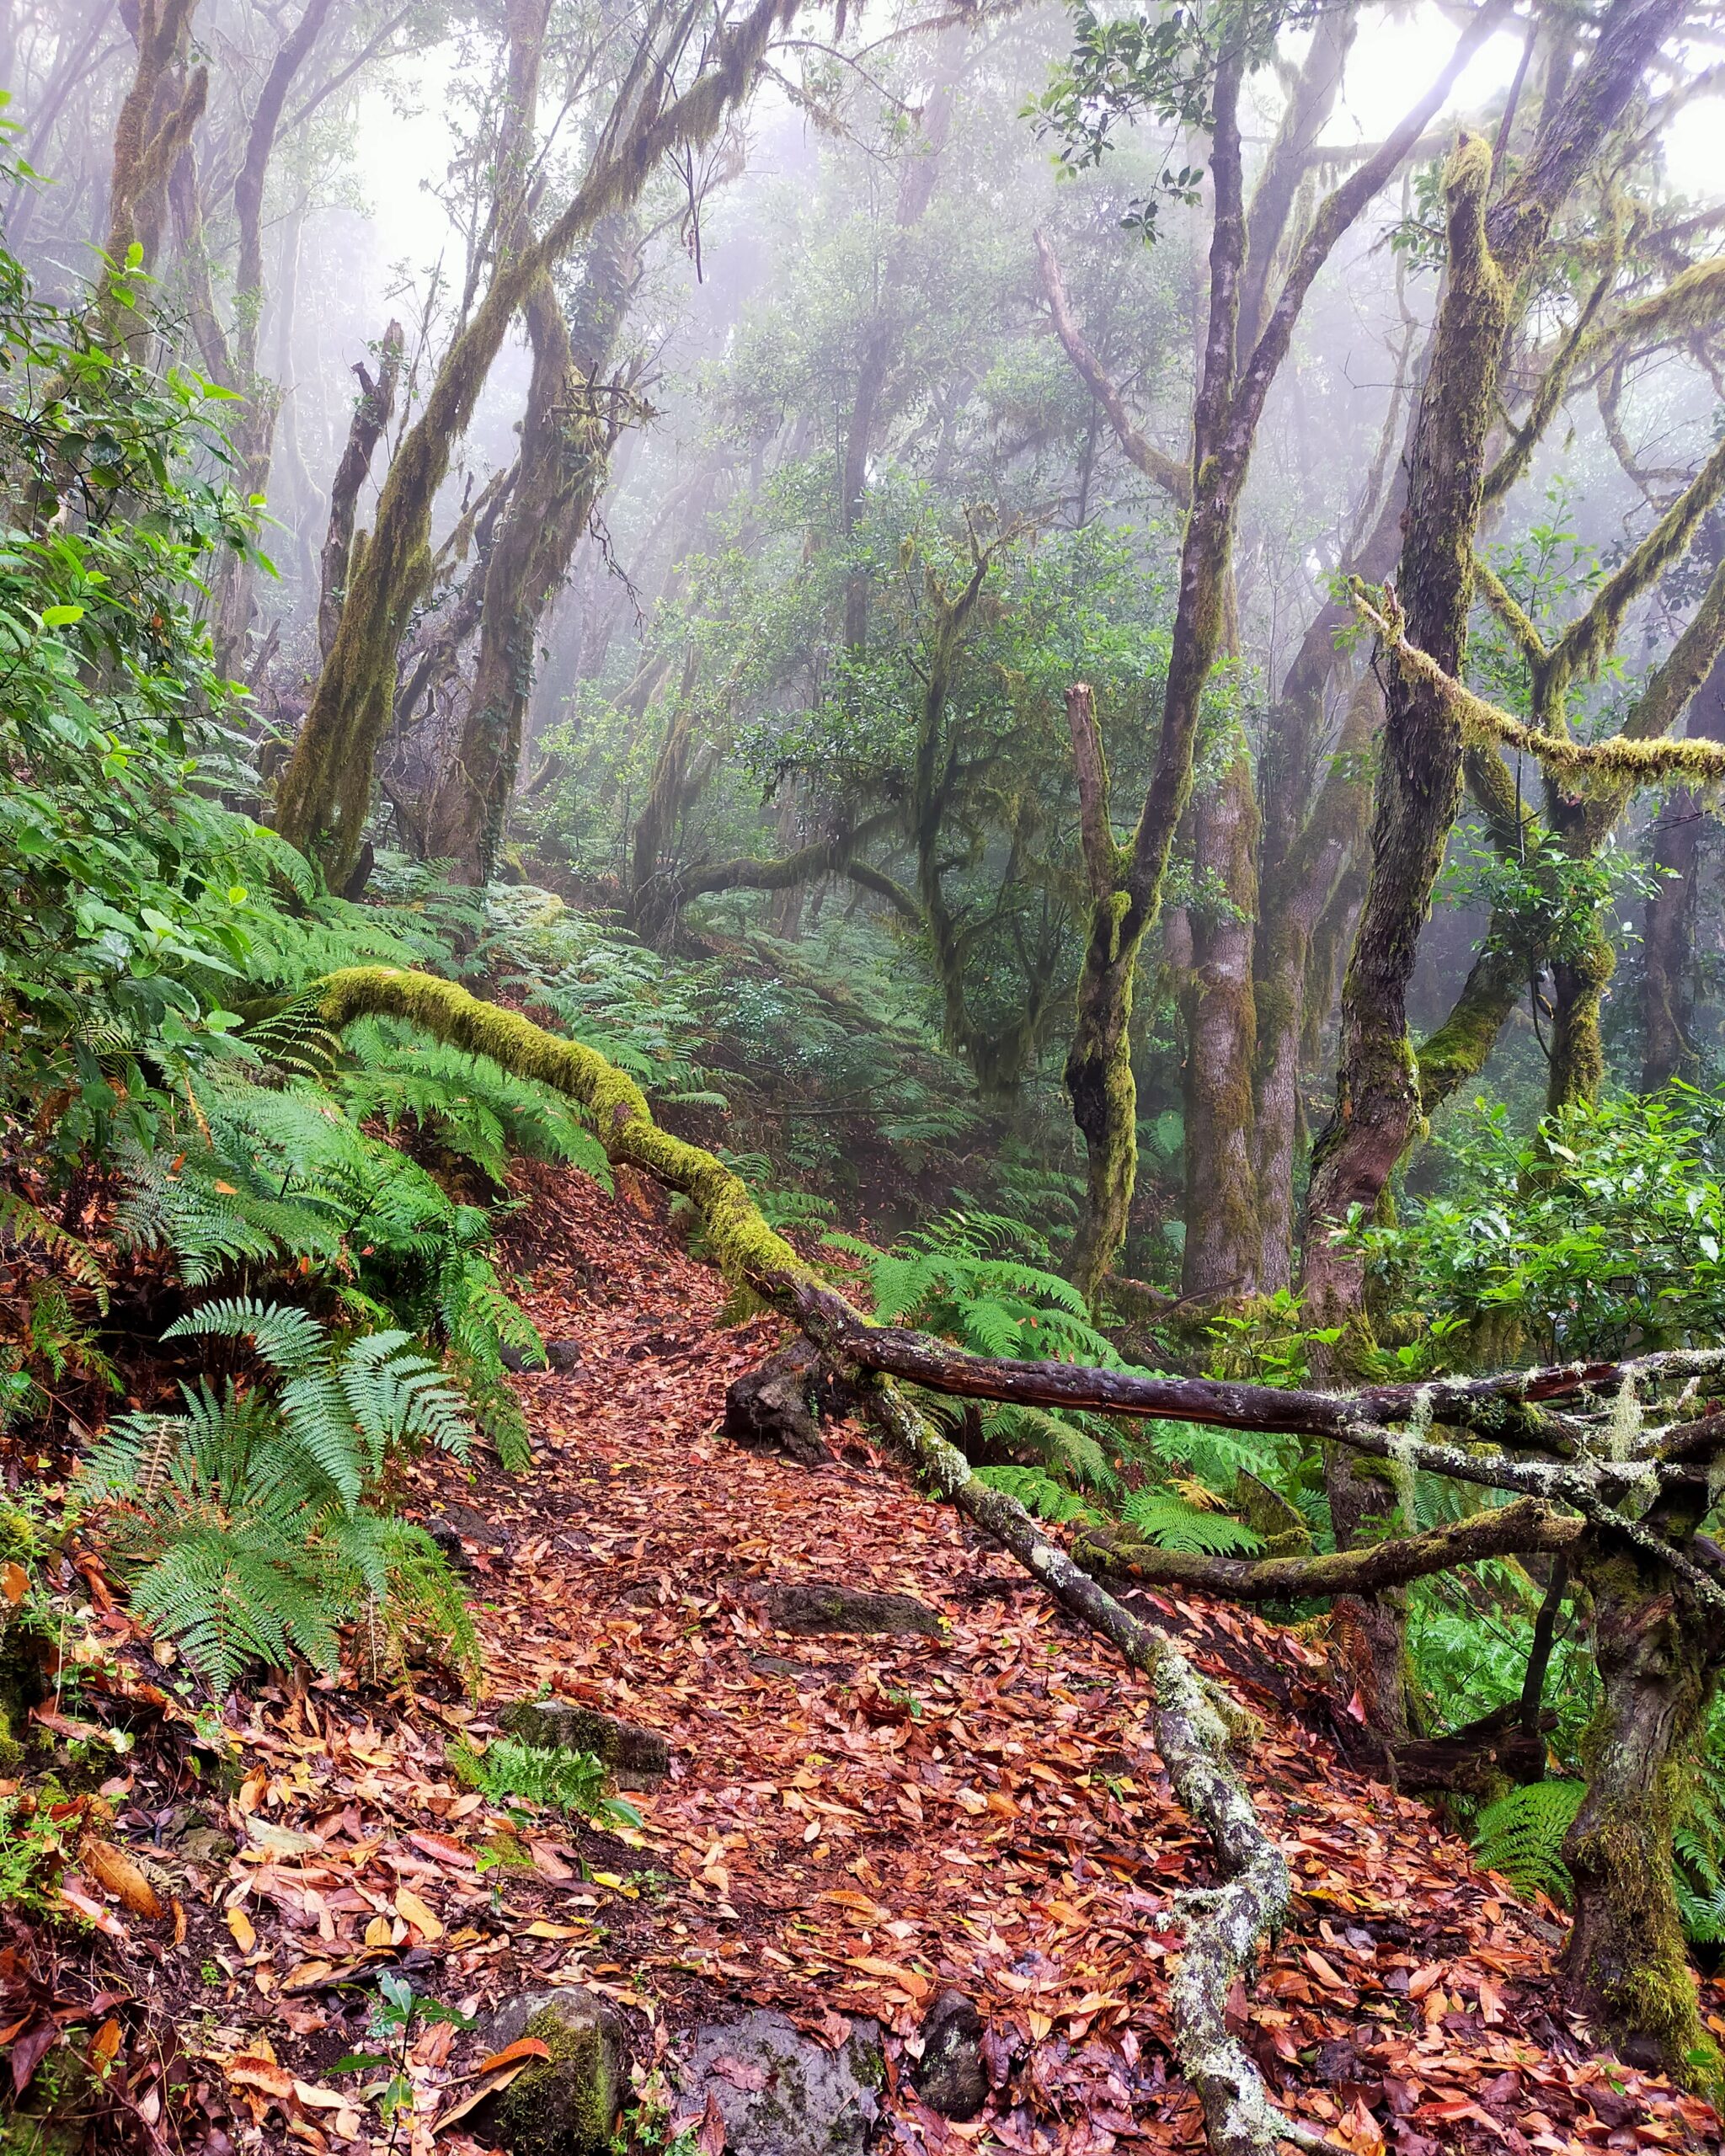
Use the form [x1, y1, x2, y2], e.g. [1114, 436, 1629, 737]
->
[1352, 584, 1725, 785]
[1075, 1500, 1584, 1601]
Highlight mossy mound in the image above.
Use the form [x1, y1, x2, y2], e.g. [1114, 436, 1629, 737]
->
[477, 1987, 626, 2156]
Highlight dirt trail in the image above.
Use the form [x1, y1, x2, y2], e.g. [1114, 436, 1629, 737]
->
[444, 1165, 1721, 2153]
[187, 1164, 1722, 2153]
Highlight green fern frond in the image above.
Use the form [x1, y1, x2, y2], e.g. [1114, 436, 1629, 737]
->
[0, 1193, 109, 1311]
[973, 1463, 1103, 1526]
[1471, 1780, 1587, 1904]
[166, 1297, 330, 1378]
[1119, 1488, 1264, 1556]
[450, 1736, 622, 1821]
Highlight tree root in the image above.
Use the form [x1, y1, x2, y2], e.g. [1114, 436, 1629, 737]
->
[862, 1379, 1341, 2156]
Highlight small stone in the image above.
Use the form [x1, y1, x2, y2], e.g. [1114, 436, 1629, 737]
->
[756, 1579, 942, 1638]
[177, 1825, 238, 1866]
[496, 1699, 671, 1788]
[504, 1338, 585, 1373]
[674, 2009, 883, 2156]
[913, 1990, 988, 2119]
[473, 1987, 625, 2156]
[425, 1501, 512, 1559]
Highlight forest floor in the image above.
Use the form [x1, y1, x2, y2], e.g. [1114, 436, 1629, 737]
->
[25, 1163, 1725, 2156]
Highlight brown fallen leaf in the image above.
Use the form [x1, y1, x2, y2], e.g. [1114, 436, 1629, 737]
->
[227, 2055, 295, 2101]
[58, 1880, 126, 1940]
[81, 1838, 164, 1921]
[394, 1886, 444, 1941]
[708, 2055, 768, 2093]
[476, 2038, 553, 2075]
[226, 1906, 257, 1953]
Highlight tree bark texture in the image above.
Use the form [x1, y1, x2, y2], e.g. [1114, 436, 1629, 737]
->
[420, 215, 638, 880]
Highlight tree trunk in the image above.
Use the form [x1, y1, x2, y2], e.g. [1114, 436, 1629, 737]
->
[1252, 672, 1377, 1291]
[1546, 926, 1615, 1111]
[1562, 1532, 1718, 2075]
[271, 0, 792, 884]
[1182, 747, 1260, 1301]
[420, 215, 638, 880]
[1301, 136, 1509, 1346]
[1642, 648, 1725, 1091]
[318, 328, 404, 663]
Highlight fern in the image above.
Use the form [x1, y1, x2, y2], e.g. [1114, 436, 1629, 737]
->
[1471, 1780, 1587, 1903]
[0, 1192, 109, 1311]
[450, 1735, 639, 1829]
[1119, 1488, 1265, 1556]
[334, 1015, 611, 1187]
[825, 1212, 1119, 1364]
[978, 1403, 1119, 1494]
[80, 1310, 477, 1689]
[973, 1463, 1103, 1526]
[115, 1073, 541, 1461]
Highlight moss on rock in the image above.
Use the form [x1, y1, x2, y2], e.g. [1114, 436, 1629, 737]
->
[479, 1988, 625, 2156]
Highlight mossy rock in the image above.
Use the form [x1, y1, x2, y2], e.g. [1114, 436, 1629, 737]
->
[912, 1990, 988, 2119]
[756, 1580, 942, 1639]
[674, 2009, 884, 2156]
[475, 1988, 626, 2156]
[496, 1700, 670, 1788]
[1232, 1471, 1312, 1560]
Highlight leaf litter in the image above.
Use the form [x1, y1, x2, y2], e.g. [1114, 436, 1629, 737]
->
[28, 1159, 1725, 2156]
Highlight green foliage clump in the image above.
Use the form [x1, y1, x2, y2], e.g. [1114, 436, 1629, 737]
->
[1471, 1780, 1588, 1903]
[826, 1210, 1115, 1362]
[451, 1735, 642, 1830]
[78, 1303, 476, 1689]
[1365, 1089, 1725, 1363]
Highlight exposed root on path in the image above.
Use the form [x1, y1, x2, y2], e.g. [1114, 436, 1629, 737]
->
[863, 1377, 1341, 2156]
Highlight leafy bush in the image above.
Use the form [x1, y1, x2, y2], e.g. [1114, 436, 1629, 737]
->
[78, 1304, 476, 1689]
[1364, 1090, 1725, 1364]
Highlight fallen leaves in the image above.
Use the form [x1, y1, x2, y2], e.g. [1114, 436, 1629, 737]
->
[40, 1156, 1718, 2156]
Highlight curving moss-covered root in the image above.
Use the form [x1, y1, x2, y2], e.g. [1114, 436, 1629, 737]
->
[315, 966, 1326, 2156]
[314, 969, 810, 1297]
[866, 1379, 1334, 2156]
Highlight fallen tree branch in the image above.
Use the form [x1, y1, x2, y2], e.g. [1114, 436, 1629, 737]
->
[783, 1282, 1725, 1458]
[864, 1377, 1343, 2156]
[1072, 1499, 1586, 1601]
[309, 965, 1335, 2156]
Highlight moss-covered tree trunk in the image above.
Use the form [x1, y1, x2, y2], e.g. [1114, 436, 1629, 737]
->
[1562, 1528, 1720, 2075]
[420, 216, 638, 881]
[1183, 746, 1261, 1300]
[1251, 672, 1376, 1291]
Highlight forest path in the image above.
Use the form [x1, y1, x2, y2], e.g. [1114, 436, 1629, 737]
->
[192, 1164, 1719, 2156]
[431, 1162, 1719, 2155]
